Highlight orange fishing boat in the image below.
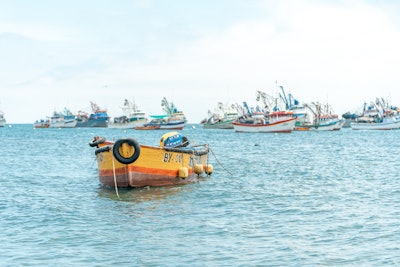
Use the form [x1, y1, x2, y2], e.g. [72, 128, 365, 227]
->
[134, 125, 161, 130]
[89, 132, 213, 188]
[33, 119, 50, 128]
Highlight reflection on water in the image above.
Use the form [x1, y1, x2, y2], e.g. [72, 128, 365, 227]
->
[97, 185, 185, 203]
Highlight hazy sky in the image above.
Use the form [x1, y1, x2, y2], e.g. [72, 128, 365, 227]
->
[1, 0, 400, 123]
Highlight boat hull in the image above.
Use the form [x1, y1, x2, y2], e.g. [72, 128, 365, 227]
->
[76, 119, 108, 127]
[232, 117, 296, 133]
[34, 123, 50, 128]
[134, 125, 161, 130]
[49, 120, 77, 128]
[158, 123, 185, 130]
[109, 120, 147, 129]
[309, 120, 344, 131]
[294, 126, 310, 131]
[351, 120, 400, 130]
[142, 121, 186, 130]
[95, 142, 210, 188]
[295, 120, 345, 131]
[203, 120, 234, 129]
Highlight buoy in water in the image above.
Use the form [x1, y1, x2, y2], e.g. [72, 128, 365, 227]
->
[178, 167, 188, 178]
[205, 164, 213, 175]
[194, 164, 204, 175]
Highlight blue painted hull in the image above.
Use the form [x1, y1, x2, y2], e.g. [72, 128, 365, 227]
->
[76, 119, 108, 127]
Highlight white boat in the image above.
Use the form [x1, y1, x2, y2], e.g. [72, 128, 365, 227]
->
[351, 117, 400, 130]
[109, 99, 148, 129]
[307, 119, 345, 131]
[255, 86, 311, 132]
[333, 119, 346, 130]
[0, 110, 6, 127]
[298, 102, 344, 131]
[350, 98, 400, 130]
[49, 108, 77, 128]
[232, 111, 297, 133]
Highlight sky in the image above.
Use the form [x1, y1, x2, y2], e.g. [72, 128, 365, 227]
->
[1, 0, 400, 123]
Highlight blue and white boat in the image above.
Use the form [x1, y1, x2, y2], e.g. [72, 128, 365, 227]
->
[136, 97, 186, 130]
[138, 115, 186, 130]
[108, 99, 148, 129]
[76, 102, 109, 127]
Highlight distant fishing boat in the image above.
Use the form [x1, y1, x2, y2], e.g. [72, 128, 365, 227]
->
[108, 99, 148, 129]
[89, 132, 213, 188]
[203, 117, 236, 129]
[138, 115, 186, 130]
[351, 116, 400, 130]
[76, 101, 109, 127]
[232, 89, 297, 133]
[299, 102, 345, 131]
[342, 112, 360, 128]
[33, 119, 50, 128]
[0, 110, 6, 127]
[139, 97, 187, 130]
[307, 115, 345, 131]
[201, 102, 238, 129]
[351, 98, 400, 130]
[49, 108, 77, 128]
[232, 111, 297, 133]
[255, 85, 311, 131]
[134, 125, 161, 130]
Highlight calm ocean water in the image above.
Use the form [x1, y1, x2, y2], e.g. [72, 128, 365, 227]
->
[1, 124, 399, 266]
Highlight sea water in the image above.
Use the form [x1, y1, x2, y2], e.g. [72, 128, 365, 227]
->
[1, 124, 399, 266]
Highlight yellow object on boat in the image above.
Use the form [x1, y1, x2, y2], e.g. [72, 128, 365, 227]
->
[179, 167, 189, 178]
[194, 164, 204, 175]
[160, 132, 180, 147]
[205, 164, 214, 175]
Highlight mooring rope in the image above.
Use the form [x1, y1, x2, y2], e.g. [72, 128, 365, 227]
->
[206, 147, 210, 177]
[91, 157, 96, 168]
[111, 152, 121, 200]
[209, 146, 234, 176]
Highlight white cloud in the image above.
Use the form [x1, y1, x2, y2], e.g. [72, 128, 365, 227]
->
[0, 21, 78, 42]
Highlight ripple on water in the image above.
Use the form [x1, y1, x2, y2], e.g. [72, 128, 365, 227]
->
[1, 126, 400, 266]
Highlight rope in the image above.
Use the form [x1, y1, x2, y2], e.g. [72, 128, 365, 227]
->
[91, 157, 96, 168]
[209, 146, 234, 176]
[206, 146, 210, 177]
[111, 152, 121, 200]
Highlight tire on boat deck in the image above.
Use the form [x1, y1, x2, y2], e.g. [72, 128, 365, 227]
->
[89, 136, 106, 147]
[112, 138, 141, 164]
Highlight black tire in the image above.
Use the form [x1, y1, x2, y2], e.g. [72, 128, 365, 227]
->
[89, 136, 106, 147]
[95, 145, 111, 155]
[112, 138, 141, 164]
